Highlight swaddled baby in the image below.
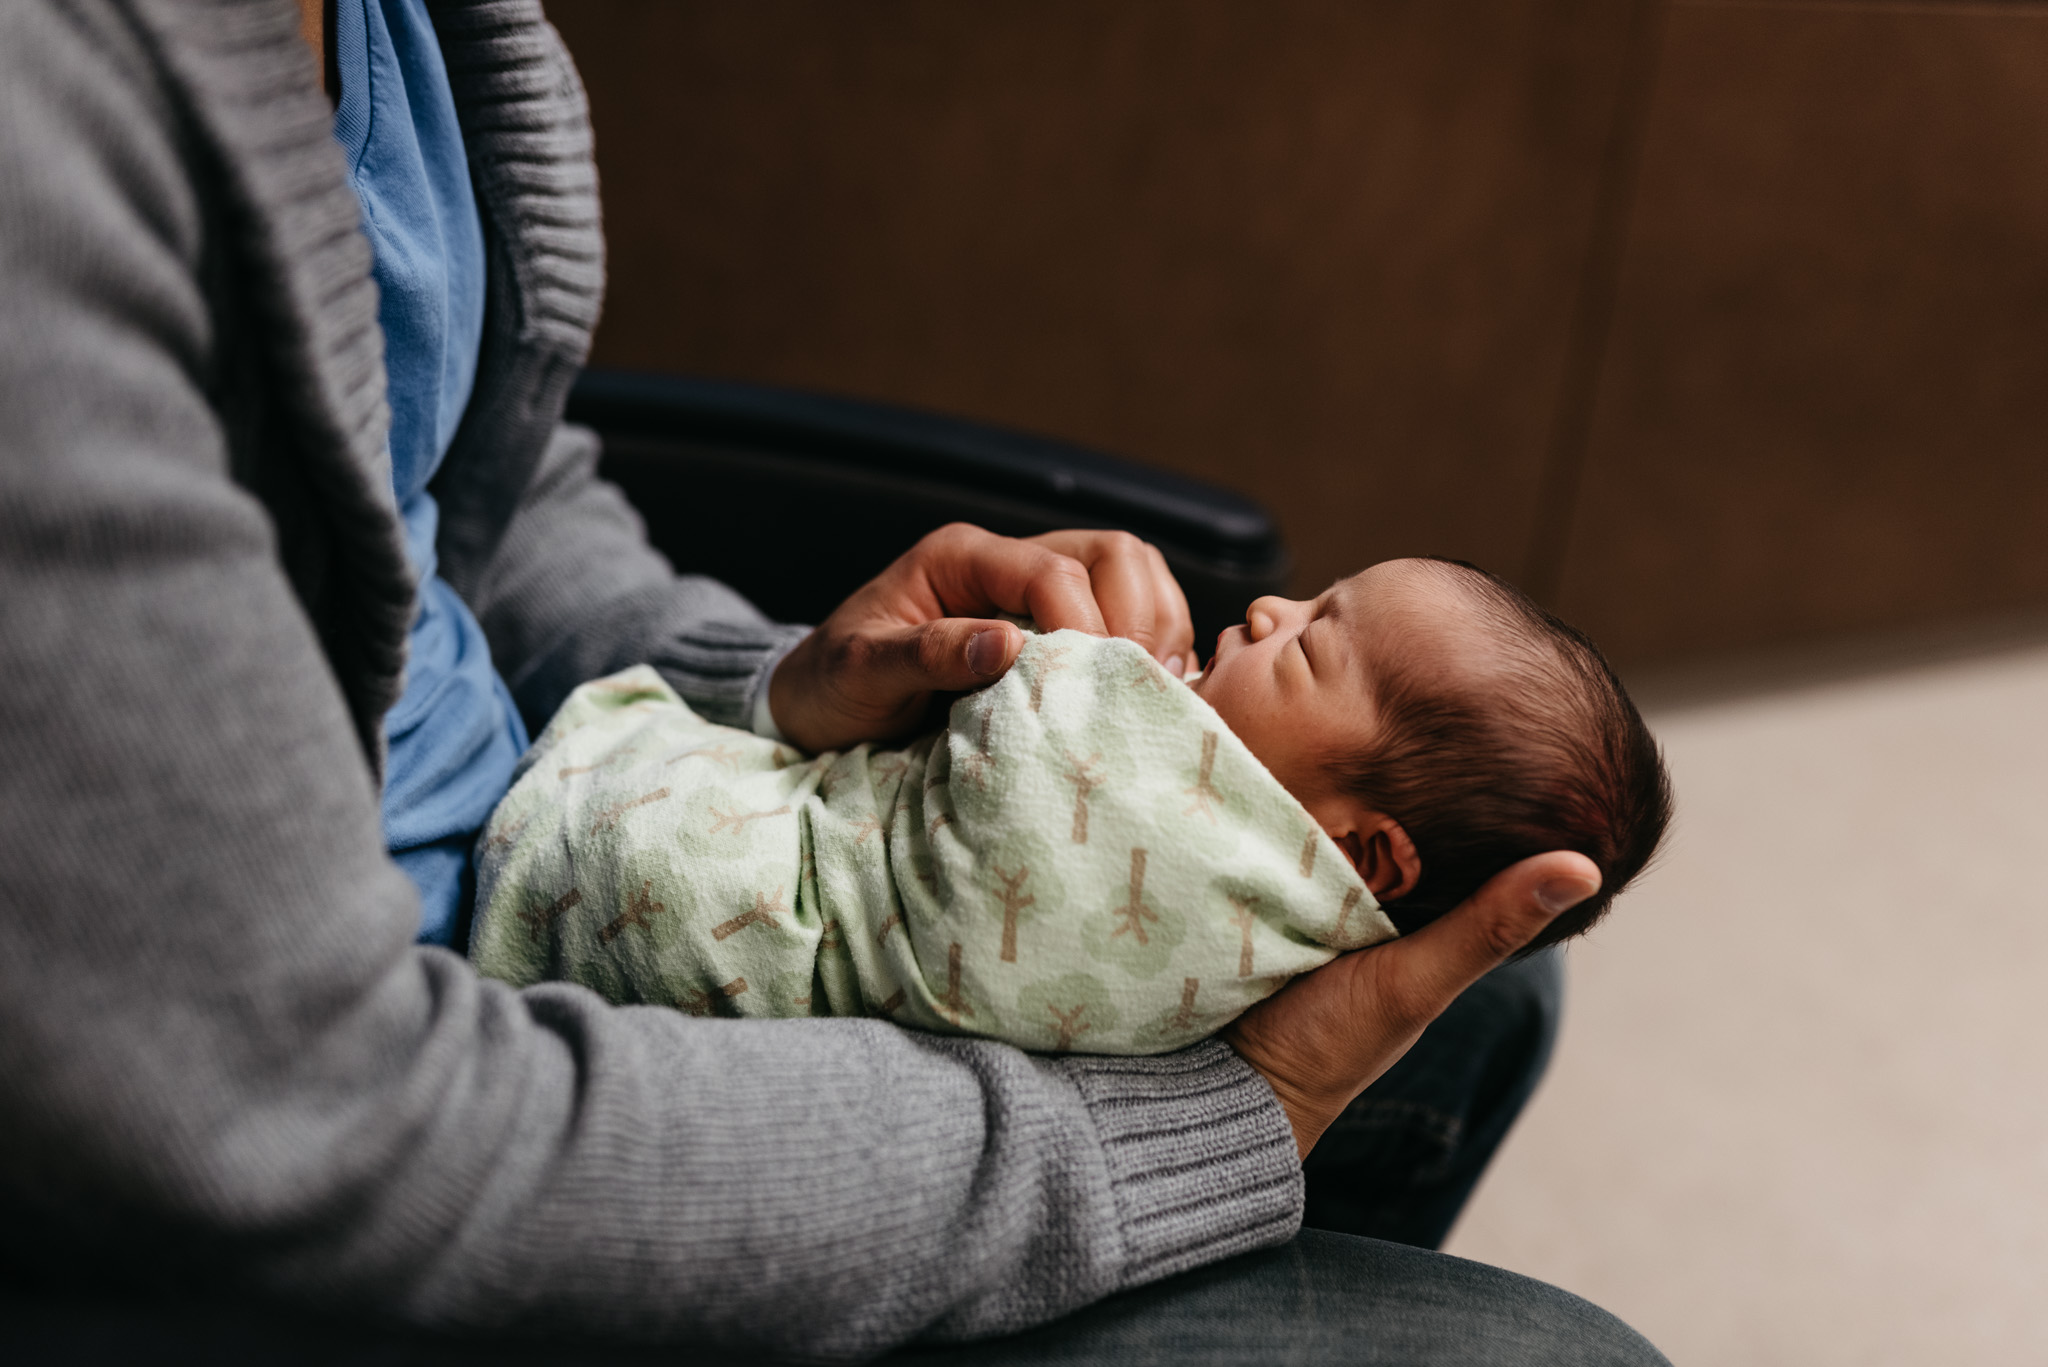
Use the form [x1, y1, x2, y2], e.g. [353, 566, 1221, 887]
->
[469, 558, 1670, 1053]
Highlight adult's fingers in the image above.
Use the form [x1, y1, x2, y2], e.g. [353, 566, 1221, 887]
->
[1369, 851, 1601, 1032]
[1046, 531, 1158, 651]
[1027, 529, 1192, 664]
[1143, 541, 1196, 674]
[908, 525, 1107, 638]
[859, 617, 1026, 703]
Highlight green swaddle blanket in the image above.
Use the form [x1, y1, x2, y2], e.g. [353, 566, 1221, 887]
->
[470, 631, 1397, 1054]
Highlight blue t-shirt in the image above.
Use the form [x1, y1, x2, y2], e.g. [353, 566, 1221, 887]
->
[335, 0, 528, 945]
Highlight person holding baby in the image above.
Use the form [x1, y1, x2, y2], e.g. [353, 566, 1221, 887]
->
[0, 1, 1672, 1363]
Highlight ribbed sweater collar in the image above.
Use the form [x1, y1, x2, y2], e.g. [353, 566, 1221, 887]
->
[116, 0, 603, 776]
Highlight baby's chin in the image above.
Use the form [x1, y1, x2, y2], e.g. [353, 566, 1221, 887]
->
[1185, 669, 1239, 726]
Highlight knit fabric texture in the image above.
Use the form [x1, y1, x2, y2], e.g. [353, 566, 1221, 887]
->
[0, 0, 1304, 1355]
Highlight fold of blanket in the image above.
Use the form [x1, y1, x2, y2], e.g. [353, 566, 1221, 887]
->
[471, 631, 1393, 1053]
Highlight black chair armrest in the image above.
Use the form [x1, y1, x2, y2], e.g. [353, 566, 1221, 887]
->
[567, 369, 1291, 648]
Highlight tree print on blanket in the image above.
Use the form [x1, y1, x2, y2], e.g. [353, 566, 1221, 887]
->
[1080, 847, 1185, 978]
[519, 886, 581, 942]
[557, 740, 638, 780]
[1016, 973, 1120, 1053]
[1226, 892, 1261, 976]
[588, 787, 669, 834]
[955, 713, 998, 789]
[1183, 732, 1224, 822]
[1025, 643, 1071, 711]
[676, 976, 748, 1017]
[932, 942, 974, 1025]
[470, 643, 1397, 1054]
[712, 887, 788, 942]
[1062, 750, 1105, 844]
[1135, 976, 1229, 1051]
[599, 880, 667, 944]
[708, 804, 790, 836]
[992, 863, 1036, 963]
[666, 742, 743, 771]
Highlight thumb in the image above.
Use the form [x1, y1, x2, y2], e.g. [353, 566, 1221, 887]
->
[1379, 851, 1601, 1025]
[876, 618, 1023, 696]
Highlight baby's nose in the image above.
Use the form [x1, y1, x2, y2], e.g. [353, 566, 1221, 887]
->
[1245, 596, 1287, 640]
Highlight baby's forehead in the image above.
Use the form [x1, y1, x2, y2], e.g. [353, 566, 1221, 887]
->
[1334, 561, 1490, 634]
[1332, 563, 1522, 685]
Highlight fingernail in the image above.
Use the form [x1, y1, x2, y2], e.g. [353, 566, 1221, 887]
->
[967, 629, 1008, 677]
[1536, 878, 1597, 914]
[1164, 654, 1184, 678]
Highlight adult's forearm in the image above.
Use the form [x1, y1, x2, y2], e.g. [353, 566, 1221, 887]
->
[0, 293, 1299, 1356]
[466, 423, 809, 733]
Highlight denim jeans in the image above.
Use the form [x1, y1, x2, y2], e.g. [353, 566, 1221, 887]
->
[901, 1228, 1665, 1367]
[892, 948, 1670, 1367]
[1303, 945, 1565, 1249]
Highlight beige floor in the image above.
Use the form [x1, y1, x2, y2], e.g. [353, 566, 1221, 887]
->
[1442, 635, 2048, 1365]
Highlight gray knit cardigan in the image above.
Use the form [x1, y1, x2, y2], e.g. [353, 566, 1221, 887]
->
[0, 0, 1303, 1358]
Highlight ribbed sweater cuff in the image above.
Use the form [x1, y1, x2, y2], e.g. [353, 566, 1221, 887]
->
[649, 620, 811, 730]
[1053, 1040, 1304, 1289]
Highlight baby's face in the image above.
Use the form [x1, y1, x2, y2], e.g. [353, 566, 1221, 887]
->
[1188, 560, 1486, 806]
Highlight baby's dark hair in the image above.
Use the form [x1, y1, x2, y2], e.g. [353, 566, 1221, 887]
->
[1338, 559, 1671, 951]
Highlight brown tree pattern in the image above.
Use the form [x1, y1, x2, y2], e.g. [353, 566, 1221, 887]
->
[1334, 886, 1364, 941]
[677, 977, 748, 1016]
[519, 886, 581, 942]
[712, 886, 789, 941]
[992, 863, 1035, 963]
[481, 814, 531, 855]
[1046, 1001, 1093, 1052]
[1227, 893, 1261, 976]
[1110, 848, 1160, 945]
[588, 787, 670, 834]
[708, 803, 790, 836]
[1170, 977, 1202, 1032]
[1027, 644, 1072, 711]
[1299, 831, 1318, 877]
[1183, 733, 1223, 821]
[599, 880, 668, 944]
[934, 942, 974, 1024]
[955, 713, 998, 788]
[876, 910, 904, 943]
[1063, 750, 1105, 844]
[665, 742, 742, 770]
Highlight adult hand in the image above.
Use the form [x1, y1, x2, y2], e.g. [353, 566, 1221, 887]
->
[1225, 851, 1602, 1159]
[767, 523, 1195, 753]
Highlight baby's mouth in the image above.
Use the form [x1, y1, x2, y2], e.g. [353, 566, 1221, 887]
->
[1188, 629, 1234, 687]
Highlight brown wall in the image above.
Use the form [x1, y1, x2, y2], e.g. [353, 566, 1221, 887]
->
[547, 0, 2048, 669]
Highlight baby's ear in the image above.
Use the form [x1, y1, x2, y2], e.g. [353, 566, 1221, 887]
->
[1333, 815, 1420, 901]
